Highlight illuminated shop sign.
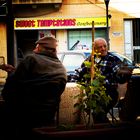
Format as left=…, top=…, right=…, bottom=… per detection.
left=14, top=17, right=110, bottom=30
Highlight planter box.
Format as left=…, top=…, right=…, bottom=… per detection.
left=32, top=122, right=140, bottom=139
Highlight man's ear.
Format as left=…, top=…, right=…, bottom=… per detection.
left=33, top=44, right=40, bottom=53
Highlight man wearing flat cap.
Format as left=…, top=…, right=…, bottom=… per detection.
left=34, top=36, right=58, bottom=52
left=1, top=36, right=67, bottom=139
left=35, top=36, right=57, bottom=48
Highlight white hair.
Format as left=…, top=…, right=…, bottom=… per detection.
left=94, top=37, right=107, bottom=47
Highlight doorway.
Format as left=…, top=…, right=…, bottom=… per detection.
left=16, top=30, right=38, bottom=57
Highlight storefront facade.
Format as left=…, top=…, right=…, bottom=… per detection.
left=14, top=16, right=108, bottom=53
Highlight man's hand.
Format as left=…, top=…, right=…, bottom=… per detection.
left=0, top=64, right=15, bottom=72
left=116, top=66, right=132, bottom=84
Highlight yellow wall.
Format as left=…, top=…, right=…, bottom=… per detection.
left=0, top=23, right=7, bottom=84
left=109, top=8, right=133, bottom=53
left=56, top=30, right=68, bottom=51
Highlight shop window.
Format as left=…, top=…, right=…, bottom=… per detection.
left=68, top=29, right=106, bottom=50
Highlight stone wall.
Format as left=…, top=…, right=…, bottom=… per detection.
left=59, top=83, right=80, bottom=124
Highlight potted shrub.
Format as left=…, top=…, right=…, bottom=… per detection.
left=73, top=51, right=112, bottom=128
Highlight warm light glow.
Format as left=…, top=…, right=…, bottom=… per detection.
left=100, top=0, right=140, bottom=17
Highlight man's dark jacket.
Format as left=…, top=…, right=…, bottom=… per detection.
left=1, top=51, right=67, bottom=130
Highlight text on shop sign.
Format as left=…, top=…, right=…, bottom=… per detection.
left=14, top=17, right=110, bottom=29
